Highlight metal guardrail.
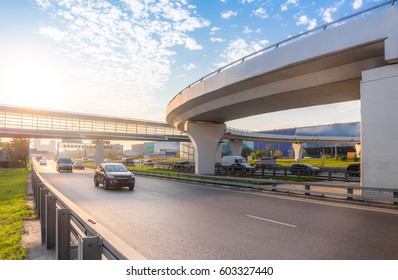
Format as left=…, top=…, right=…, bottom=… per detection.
left=134, top=170, right=398, bottom=206
left=169, top=0, right=398, bottom=105
left=31, top=165, right=146, bottom=260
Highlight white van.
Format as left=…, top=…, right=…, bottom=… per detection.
left=221, top=156, right=255, bottom=171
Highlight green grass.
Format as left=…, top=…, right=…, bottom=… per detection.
left=277, top=158, right=359, bottom=168
left=0, top=168, right=34, bottom=260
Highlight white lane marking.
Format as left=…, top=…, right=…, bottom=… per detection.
left=151, top=191, right=167, bottom=197
left=246, top=215, right=297, bottom=228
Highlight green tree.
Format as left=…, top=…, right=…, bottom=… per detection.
left=273, top=149, right=283, bottom=158
left=241, top=146, right=252, bottom=157
left=9, top=138, right=29, bottom=165
left=255, top=150, right=265, bottom=158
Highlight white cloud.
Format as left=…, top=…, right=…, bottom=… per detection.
left=320, top=1, right=345, bottom=23
left=221, top=10, right=237, bottom=19
left=281, top=0, right=299, bottom=12
left=296, top=15, right=317, bottom=30
left=38, top=26, right=66, bottom=41
left=243, top=26, right=252, bottom=34
left=352, top=0, right=363, bottom=10
left=183, top=63, right=196, bottom=70
left=210, top=37, right=225, bottom=43
left=33, top=0, right=210, bottom=117
left=252, top=7, right=269, bottom=19
left=184, top=37, right=203, bottom=50
left=215, top=38, right=268, bottom=67
left=210, top=26, right=221, bottom=35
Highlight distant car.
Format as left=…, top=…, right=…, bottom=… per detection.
left=289, top=163, right=320, bottom=175
left=94, top=163, right=135, bottom=190
left=173, top=161, right=195, bottom=171
left=347, top=163, right=361, bottom=176
left=73, top=161, right=85, bottom=170
left=56, top=156, right=73, bottom=173
left=39, top=159, right=47, bottom=166
left=121, top=158, right=139, bottom=166
left=143, top=160, right=154, bottom=167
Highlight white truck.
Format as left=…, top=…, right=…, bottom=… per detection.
left=221, top=156, right=255, bottom=172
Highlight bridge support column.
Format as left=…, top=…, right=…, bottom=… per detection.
left=292, top=142, right=303, bottom=162
left=185, top=122, right=226, bottom=174
left=361, top=64, right=398, bottom=201
left=93, top=141, right=105, bottom=165
left=229, top=140, right=243, bottom=156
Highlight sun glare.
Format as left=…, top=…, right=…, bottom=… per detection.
left=1, top=47, right=67, bottom=110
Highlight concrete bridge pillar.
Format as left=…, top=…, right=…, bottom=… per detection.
left=184, top=122, right=226, bottom=174
left=292, top=142, right=303, bottom=162
left=361, top=64, right=398, bottom=201
left=229, top=140, right=243, bottom=156
left=93, top=141, right=105, bottom=165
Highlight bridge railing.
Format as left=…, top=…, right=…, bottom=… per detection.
left=31, top=165, right=145, bottom=260
left=0, top=104, right=181, bottom=137
left=169, top=0, right=397, bottom=105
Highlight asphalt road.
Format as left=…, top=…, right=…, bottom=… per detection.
left=36, top=161, right=398, bottom=260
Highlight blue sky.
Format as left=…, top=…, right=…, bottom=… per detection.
left=0, top=0, right=386, bottom=131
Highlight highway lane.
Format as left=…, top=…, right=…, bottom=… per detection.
left=35, top=161, right=398, bottom=260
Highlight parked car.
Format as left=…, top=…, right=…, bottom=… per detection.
left=143, top=160, right=154, bottom=167
left=173, top=161, right=194, bottom=171
left=346, top=163, right=361, bottom=176
left=39, top=159, right=47, bottom=166
left=94, top=163, right=135, bottom=190
left=121, top=158, right=137, bottom=166
left=56, top=156, right=73, bottom=173
left=73, top=161, right=85, bottom=170
left=289, top=163, right=320, bottom=175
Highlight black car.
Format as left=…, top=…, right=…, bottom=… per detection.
left=347, top=163, right=361, bottom=176
left=94, top=163, right=135, bottom=190
left=289, top=163, right=320, bottom=175
left=73, top=161, right=85, bottom=170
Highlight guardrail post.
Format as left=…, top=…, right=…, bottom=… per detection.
left=305, top=185, right=310, bottom=196
left=56, top=208, right=71, bottom=260
left=35, top=181, right=42, bottom=215
left=328, top=171, right=332, bottom=181
left=78, top=236, right=103, bottom=260
left=31, top=177, right=37, bottom=209
left=344, top=171, right=348, bottom=182
left=347, top=188, right=353, bottom=200
left=393, top=192, right=398, bottom=205
left=46, top=194, right=56, bottom=249
left=40, top=188, right=49, bottom=244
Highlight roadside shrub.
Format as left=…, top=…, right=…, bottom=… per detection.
left=353, top=156, right=360, bottom=162
left=339, top=156, right=347, bottom=161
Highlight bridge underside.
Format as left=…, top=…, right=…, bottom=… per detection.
left=168, top=40, right=386, bottom=131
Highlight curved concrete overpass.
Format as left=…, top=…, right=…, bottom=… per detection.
left=166, top=4, right=398, bottom=201
left=167, top=6, right=398, bottom=131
